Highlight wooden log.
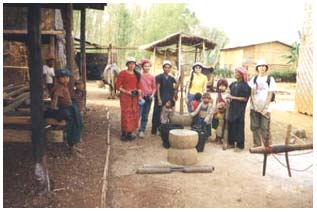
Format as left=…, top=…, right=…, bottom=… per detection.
left=3, top=116, right=66, bottom=126
left=3, top=85, right=29, bottom=99
left=3, top=83, right=26, bottom=92
left=3, top=92, right=30, bottom=113
left=249, top=143, right=313, bottom=154
left=3, top=129, right=63, bottom=143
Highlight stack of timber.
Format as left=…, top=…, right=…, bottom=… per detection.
left=3, top=83, right=66, bottom=143
left=3, top=83, right=30, bottom=113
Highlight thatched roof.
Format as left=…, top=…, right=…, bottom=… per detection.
left=139, top=32, right=217, bottom=51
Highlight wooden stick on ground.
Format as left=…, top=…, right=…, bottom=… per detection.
left=101, top=107, right=111, bottom=207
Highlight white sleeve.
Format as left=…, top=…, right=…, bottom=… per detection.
left=248, top=76, right=256, bottom=89
left=51, top=69, right=55, bottom=77
left=43, top=66, right=47, bottom=75
left=268, top=76, right=276, bottom=92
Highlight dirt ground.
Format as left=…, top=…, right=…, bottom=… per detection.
left=3, top=81, right=313, bottom=208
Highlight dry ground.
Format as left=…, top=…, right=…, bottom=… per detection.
left=3, top=81, right=313, bottom=208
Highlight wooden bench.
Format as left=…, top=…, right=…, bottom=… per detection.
left=3, top=116, right=66, bottom=143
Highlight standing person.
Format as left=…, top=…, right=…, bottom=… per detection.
left=43, top=56, right=55, bottom=96
left=138, top=58, right=156, bottom=138
left=151, top=60, right=177, bottom=135
left=116, top=57, right=141, bottom=141
left=213, top=79, right=229, bottom=143
left=249, top=59, right=276, bottom=147
left=226, top=67, right=251, bottom=152
left=186, top=62, right=208, bottom=112
left=72, top=80, right=86, bottom=117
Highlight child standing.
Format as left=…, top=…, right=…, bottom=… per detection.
left=72, top=80, right=86, bottom=117
left=226, top=67, right=251, bottom=152
left=213, top=79, right=228, bottom=143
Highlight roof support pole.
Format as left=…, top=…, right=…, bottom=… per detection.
left=177, top=35, right=184, bottom=114
left=27, top=4, right=50, bottom=194
left=152, top=47, right=156, bottom=74
left=65, top=3, right=75, bottom=90
left=80, top=7, right=87, bottom=107
left=202, top=41, right=206, bottom=64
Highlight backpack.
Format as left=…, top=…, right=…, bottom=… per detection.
left=253, top=75, right=275, bottom=102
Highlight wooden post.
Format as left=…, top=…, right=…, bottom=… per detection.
left=49, top=35, right=55, bottom=59
left=262, top=154, right=268, bottom=176
left=65, top=3, right=75, bottom=90
left=285, top=124, right=292, bottom=177
left=152, top=47, right=156, bottom=74
left=178, top=34, right=184, bottom=114
left=27, top=4, right=49, bottom=193
left=80, top=7, right=87, bottom=108
left=107, top=43, right=113, bottom=64
left=202, top=41, right=206, bottom=64
left=80, top=8, right=86, bottom=87
left=194, top=47, right=198, bottom=63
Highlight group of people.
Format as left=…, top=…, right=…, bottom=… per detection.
left=116, top=56, right=276, bottom=152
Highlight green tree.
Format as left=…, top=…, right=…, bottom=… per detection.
left=282, top=42, right=300, bottom=70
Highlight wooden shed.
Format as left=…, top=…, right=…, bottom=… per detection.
left=294, top=3, right=313, bottom=116
left=140, top=32, right=216, bottom=113
left=3, top=3, right=107, bottom=194
left=219, top=40, right=292, bottom=75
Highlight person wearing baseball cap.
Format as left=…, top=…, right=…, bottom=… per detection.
left=249, top=59, right=276, bottom=147
left=49, top=68, right=83, bottom=152
left=151, top=60, right=176, bottom=135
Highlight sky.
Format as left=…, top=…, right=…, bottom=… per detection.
left=187, top=0, right=306, bottom=47
left=123, top=0, right=308, bottom=47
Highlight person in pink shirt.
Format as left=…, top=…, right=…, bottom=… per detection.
left=138, top=58, right=156, bottom=138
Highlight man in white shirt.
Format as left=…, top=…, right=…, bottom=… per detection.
left=249, top=59, right=276, bottom=147
left=43, top=57, right=55, bottom=95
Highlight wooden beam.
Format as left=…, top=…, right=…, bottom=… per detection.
left=249, top=143, right=313, bottom=154
left=3, top=116, right=66, bottom=126
left=27, top=4, right=46, bottom=163
left=4, top=29, right=65, bottom=35
left=3, top=129, right=64, bottom=143
left=3, top=66, right=29, bottom=69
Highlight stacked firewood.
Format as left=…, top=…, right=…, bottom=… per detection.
left=3, top=83, right=30, bottom=113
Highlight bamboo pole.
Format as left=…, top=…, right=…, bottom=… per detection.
left=178, top=34, right=184, bottom=114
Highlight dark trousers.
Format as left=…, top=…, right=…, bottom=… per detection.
left=151, top=101, right=161, bottom=134
left=228, top=115, right=245, bottom=149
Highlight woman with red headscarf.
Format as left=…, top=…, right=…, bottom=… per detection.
left=225, top=67, right=251, bottom=151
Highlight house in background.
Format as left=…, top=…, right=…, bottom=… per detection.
left=219, top=40, right=292, bottom=75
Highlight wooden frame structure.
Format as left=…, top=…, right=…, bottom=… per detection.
left=140, top=32, right=217, bottom=114
left=3, top=3, right=107, bottom=193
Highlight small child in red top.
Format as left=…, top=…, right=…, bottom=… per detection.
left=191, top=92, right=202, bottom=112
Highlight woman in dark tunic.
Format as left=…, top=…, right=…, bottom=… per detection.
left=226, top=67, right=251, bottom=151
